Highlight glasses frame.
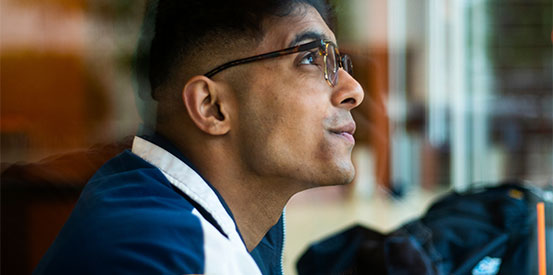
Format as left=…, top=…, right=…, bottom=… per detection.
left=203, top=39, right=352, bottom=87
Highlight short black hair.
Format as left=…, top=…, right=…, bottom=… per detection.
left=141, top=0, right=331, bottom=100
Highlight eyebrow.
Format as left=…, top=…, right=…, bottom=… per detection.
left=288, top=31, right=331, bottom=47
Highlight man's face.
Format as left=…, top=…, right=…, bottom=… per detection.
left=230, top=4, right=364, bottom=189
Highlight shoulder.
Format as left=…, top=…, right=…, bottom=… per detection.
left=35, top=151, right=207, bottom=274
left=36, top=210, right=207, bottom=274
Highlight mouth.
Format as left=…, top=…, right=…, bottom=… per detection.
left=329, top=122, right=356, bottom=144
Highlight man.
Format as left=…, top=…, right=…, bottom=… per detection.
left=35, top=0, right=363, bottom=274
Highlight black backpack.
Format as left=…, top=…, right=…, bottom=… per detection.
left=297, top=182, right=552, bottom=275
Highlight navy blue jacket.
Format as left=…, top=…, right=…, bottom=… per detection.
left=35, top=136, right=284, bottom=274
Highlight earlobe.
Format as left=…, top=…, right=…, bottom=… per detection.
left=182, top=76, right=231, bottom=135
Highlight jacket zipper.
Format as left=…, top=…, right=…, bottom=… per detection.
left=280, top=208, right=286, bottom=275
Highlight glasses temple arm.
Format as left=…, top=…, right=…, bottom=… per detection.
left=204, top=40, right=323, bottom=78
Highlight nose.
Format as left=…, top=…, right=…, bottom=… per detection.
left=331, top=68, right=364, bottom=110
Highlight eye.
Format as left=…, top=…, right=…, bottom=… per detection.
left=298, top=50, right=320, bottom=66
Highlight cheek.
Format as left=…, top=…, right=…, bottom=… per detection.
left=243, top=64, right=334, bottom=156
left=270, top=83, right=331, bottom=146
left=272, top=94, right=327, bottom=140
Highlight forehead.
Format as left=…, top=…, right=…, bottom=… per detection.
left=259, top=4, right=336, bottom=51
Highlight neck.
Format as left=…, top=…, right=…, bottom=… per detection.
left=170, top=135, right=300, bottom=251
left=201, top=162, right=298, bottom=251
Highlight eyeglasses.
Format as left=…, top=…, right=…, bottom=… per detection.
left=204, top=39, right=353, bottom=87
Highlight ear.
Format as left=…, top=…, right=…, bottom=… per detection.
left=182, top=75, right=232, bottom=135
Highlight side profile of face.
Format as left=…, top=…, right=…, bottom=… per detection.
left=220, top=4, right=364, bottom=190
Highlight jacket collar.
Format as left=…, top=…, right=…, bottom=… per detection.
left=131, top=136, right=246, bottom=248
left=132, top=134, right=285, bottom=274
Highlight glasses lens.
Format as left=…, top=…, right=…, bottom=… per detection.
left=326, top=43, right=338, bottom=86
left=342, top=54, right=353, bottom=75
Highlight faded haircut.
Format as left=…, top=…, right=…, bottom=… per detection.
left=140, top=0, right=331, bottom=100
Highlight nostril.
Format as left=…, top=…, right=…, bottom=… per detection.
left=341, top=98, right=356, bottom=105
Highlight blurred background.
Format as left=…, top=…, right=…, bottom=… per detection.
left=1, top=0, right=551, bottom=274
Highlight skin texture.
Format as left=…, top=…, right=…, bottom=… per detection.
left=157, top=4, right=364, bottom=251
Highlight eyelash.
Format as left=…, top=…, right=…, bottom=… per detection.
left=298, top=51, right=320, bottom=66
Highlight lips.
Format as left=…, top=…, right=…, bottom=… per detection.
left=329, top=122, right=356, bottom=144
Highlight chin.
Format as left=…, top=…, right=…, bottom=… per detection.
left=318, top=161, right=356, bottom=186
left=337, top=167, right=356, bottom=185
